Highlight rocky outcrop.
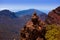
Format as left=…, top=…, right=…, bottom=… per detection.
left=20, top=12, right=46, bottom=40
left=46, top=6, right=60, bottom=25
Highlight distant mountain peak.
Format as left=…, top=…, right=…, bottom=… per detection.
left=27, top=9, right=36, bottom=10
left=0, top=9, right=11, bottom=13
left=16, top=9, right=46, bottom=16
left=0, top=9, right=17, bottom=18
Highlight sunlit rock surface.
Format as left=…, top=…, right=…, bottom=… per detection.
left=20, top=12, right=46, bottom=40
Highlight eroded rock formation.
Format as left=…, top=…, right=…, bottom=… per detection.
left=20, top=12, right=46, bottom=40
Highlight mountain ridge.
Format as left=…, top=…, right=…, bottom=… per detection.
left=15, top=9, right=47, bottom=16
left=0, top=9, right=47, bottom=40
left=45, top=6, right=60, bottom=25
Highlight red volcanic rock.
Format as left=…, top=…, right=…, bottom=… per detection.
left=20, top=12, right=46, bottom=40
left=46, top=6, right=60, bottom=25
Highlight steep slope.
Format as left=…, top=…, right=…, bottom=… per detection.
left=45, top=6, right=60, bottom=25
left=20, top=13, right=46, bottom=40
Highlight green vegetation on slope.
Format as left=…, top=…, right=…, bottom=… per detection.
left=45, top=24, right=60, bottom=40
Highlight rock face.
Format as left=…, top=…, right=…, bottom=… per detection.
left=20, top=12, right=46, bottom=40
left=46, top=6, right=60, bottom=25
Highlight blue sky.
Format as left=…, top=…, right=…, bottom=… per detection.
left=0, top=0, right=60, bottom=13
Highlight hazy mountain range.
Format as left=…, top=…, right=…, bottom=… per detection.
left=0, top=9, right=47, bottom=40
left=0, top=6, right=60, bottom=40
